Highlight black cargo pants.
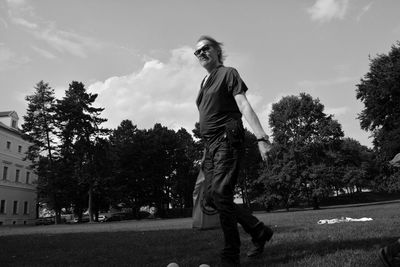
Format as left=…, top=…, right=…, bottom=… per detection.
left=203, top=120, right=263, bottom=261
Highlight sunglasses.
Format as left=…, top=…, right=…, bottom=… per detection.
left=194, top=45, right=211, bottom=57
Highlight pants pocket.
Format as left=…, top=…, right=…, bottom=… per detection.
left=224, top=120, right=244, bottom=146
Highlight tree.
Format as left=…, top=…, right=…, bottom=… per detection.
left=22, top=81, right=57, bottom=163
left=237, top=129, right=262, bottom=208
left=22, top=81, right=64, bottom=222
left=258, top=93, right=344, bottom=210
left=146, top=123, right=179, bottom=217
left=55, top=81, right=107, bottom=222
left=109, top=120, right=150, bottom=217
left=169, top=128, right=198, bottom=210
left=356, top=41, right=400, bottom=160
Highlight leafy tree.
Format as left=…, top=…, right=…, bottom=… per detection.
left=87, top=137, right=114, bottom=220
left=335, top=138, right=375, bottom=192
left=259, top=93, right=344, bottom=210
left=237, top=129, right=262, bottom=208
left=356, top=41, right=400, bottom=160
left=109, top=120, right=150, bottom=217
left=146, top=123, right=179, bottom=217
left=169, top=128, right=198, bottom=210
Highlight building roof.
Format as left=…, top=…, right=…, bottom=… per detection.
left=0, top=120, right=23, bottom=138
left=0, top=111, right=14, bottom=117
left=0, top=110, right=19, bottom=119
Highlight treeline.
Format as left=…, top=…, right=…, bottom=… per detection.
left=21, top=42, right=400, bottom=222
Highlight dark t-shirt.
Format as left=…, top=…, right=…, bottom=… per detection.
left=196, top=66, right=248, bottom=142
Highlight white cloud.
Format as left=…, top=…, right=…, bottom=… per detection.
left=88, top=46, right=204, bottom=132
left=393, top=24, right=400, bottom=35
left=31, top=45, right=56, bottom=59
left=0, top=46, right=14, bottom=66
left=297, top=76, right=356, bottom=89
left=6, top=0, right=27, bottom=6
left=31, top=27, right=102, bottom=58
left=325, top=106, right=349, bottom=117
left=307, top=0, right=349, bottom=22
left=5, top=0, right=103, bottom=58
left=9, top=16, right=37, bottom=29
left=356, top=2, right=373, bottom=22
left=0, top=17, right=8, bottom=28
left=0, top=46, right=30, bottom=71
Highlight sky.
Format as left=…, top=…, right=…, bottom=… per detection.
left=1, top=0, right=399, bottom=148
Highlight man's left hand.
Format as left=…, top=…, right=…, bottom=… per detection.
left=258, top=141, right=271, bottom=163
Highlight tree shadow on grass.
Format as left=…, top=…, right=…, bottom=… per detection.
left=268, top=199, right=400, bottom=214
left=319, top=200, right=400, bottom=211
left=241, top=236, right=398, bottom=267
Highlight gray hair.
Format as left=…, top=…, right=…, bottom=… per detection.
left=197, top=35, right=226, bottom=63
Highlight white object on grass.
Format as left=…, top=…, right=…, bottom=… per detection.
left=389, top=153, right=400, bottom=167
left=167, top=263, right=179, bottom=267
left=199, top=265, right=211, bottom=267
left=317, top=217, right=373, bottom=224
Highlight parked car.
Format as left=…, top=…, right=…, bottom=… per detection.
left=98, top=214, right=108, bottom=222
left=72, top=214, right=90, bottom=223
left=35, top=217, right=55, bottom=225
left=61, top=214, right=75, bottom=224
left=103, top=212, right=127, bottom=222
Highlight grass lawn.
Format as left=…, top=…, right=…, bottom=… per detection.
left=1, top=201, right=399, bottom=267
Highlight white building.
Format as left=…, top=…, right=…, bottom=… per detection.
left=0, top=111, right=37, bottom=225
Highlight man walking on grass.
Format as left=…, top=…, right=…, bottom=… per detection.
left=379, top=152, right=400, bottom=267
left=194, top=35, right=273, bottom=267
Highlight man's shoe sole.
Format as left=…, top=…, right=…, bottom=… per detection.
left=247, top=226, right=273, bottom=257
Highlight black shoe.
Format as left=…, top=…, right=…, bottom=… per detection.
left=247, top=225, right=273, bottom=257
left=379, top=242, right=400, bottom=267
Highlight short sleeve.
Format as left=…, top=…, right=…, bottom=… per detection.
left=227, top=68, right=248, bottom=96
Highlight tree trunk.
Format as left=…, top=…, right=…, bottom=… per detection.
left=313, top=196, right=320, bottom=210
left=88, top=185, right=94, bottom=222
left=55, top=209, right=62, bottom=224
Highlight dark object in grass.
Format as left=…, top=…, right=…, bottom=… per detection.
left=247, top=224, right=274, bottom=257
left=378, top=240, right=400, bottom=267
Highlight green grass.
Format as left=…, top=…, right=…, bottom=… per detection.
left=1, top=201, right=399, bottom=267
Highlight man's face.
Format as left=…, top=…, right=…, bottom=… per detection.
left=195, top=40, right=220, bottom=70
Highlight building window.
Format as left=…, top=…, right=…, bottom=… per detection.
left=18, top=145, right=22, bottom=153
left=23, top=201, right=29, bottom=215
left=6, top=141, right=11, bottom=150
left=26, top=172, right=30, bottom=184
left=13, top=201, right=18, bottom=215
left=12, top=120, right=17, bottom=128
left=16, top=169, right=20, bottom=182
left=0, top=200, right=5, bottom=214
left=2, top=166, right=8, bottom=180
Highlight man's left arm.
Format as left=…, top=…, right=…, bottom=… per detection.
left=234, top=93, right=271, bottom=161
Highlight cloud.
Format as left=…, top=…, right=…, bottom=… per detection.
left=307, top=0, right=349, bottom=22
left=31, top=27, right=102, bottom=58
left=297, top=76, right=356, bottom=89
left=325, top=106, right=349, bottom=117
left=5, top=0, right=103, bottom=58
left=31, top=45, right=56, bottom=59
left=6, top=0, right=27, bottom=6
left=88, top=46, right=204, bottom=132
left=9, top=16, right=37, bottom=29
left=0, top=45, right=30, bottom=71
left=356, top=2, right=373, bottom=22
left=393, top=24, right=400, bottom=35
left=0, top=17, right=8, bottom=28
